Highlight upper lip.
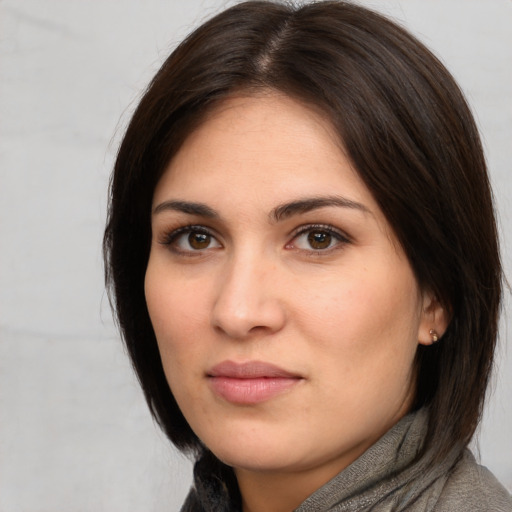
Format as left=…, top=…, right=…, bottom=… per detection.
left=207, top=360, right=301, bottom=379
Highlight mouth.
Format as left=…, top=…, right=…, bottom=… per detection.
left=207, top=360, right=303, bottom=405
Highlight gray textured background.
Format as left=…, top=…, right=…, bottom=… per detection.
left=1, top=1, right=510, bottom=510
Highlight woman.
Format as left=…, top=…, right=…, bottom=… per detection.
left=103, top=1, right=512, bottom=510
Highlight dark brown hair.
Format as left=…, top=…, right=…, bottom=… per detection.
left=104, top=0, right=502, bottom=466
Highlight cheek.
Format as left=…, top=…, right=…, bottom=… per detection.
left=296, top=271, right=411, bottom=340
left=146, top=256, right=208, bottom=332
left=145, top=283, right=207, bottom=415
left=295, top=263, right=422, bottom=377
left=144, top=263, right=206, bottom=375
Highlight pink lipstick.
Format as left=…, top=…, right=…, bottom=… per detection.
left=207, top=361, right=302, bottom=405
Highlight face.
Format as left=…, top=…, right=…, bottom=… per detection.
left=145, top=93, right=436, bottom=487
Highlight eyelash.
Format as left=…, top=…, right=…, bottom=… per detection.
left=287, top=224, right=352, bottom=254
left=159, top=225, right=220, bottom=256
left=158, top=223, right=351, bottom=255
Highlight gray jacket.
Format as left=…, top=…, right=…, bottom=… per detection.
left=182, top=409, right=512, bottom=511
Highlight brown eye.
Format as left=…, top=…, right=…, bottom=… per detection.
left=162, top=226, right=221, bottom=254
left=188, top=232, right=212, bottom=250
left=288, top=225, right=349, bottom=253
left=307, top=231, right=332, bottom=250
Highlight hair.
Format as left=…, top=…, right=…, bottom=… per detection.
left=104, top=0, right=502, bottom=469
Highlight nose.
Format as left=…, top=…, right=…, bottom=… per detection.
left=211, top=253, right=286, bottom=339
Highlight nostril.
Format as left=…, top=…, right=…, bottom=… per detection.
left=211, top=295, right=286, bottom=339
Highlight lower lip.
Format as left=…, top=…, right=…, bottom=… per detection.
left=208, top=376, right=301, bottom=404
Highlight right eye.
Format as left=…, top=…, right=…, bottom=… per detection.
left=160, top=226, right=222, bottom=254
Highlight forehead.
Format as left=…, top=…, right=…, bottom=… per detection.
left=153, top=93, right=370, bottom=206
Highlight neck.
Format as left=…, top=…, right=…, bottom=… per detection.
left=234, top=454, right=359, bottom=512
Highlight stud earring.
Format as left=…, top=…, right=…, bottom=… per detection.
left=429, top=329, right=439, bottom=343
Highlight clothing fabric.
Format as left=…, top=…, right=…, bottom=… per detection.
left=181, top=409, right=512, bottom=511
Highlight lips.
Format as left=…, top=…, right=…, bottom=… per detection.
left=207, top=360, right=303, bottom=404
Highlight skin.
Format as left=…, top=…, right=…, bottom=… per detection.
left=145, top=93, right=447, bottom=512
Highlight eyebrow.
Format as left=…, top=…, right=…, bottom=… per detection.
left=153, top=200, right=219, bottom=218
left=270, top=195, right=371, bottom=222
left=152, top=195, right=370, bottom=221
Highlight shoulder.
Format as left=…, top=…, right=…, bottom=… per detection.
left=434, top=449, right=512, bottom=511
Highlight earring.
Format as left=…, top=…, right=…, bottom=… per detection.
left=429, top=329, right=439, bottom=343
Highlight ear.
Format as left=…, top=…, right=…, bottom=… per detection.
left=418, top=292, right=450, bottom=346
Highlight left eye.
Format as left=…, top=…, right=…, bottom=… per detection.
left=290, top=226, right=348, bottom=251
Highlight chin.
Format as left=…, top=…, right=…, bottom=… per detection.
left=217, top=451, right=300, bottom=474
left=203, top=433, right=298, bottom=472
